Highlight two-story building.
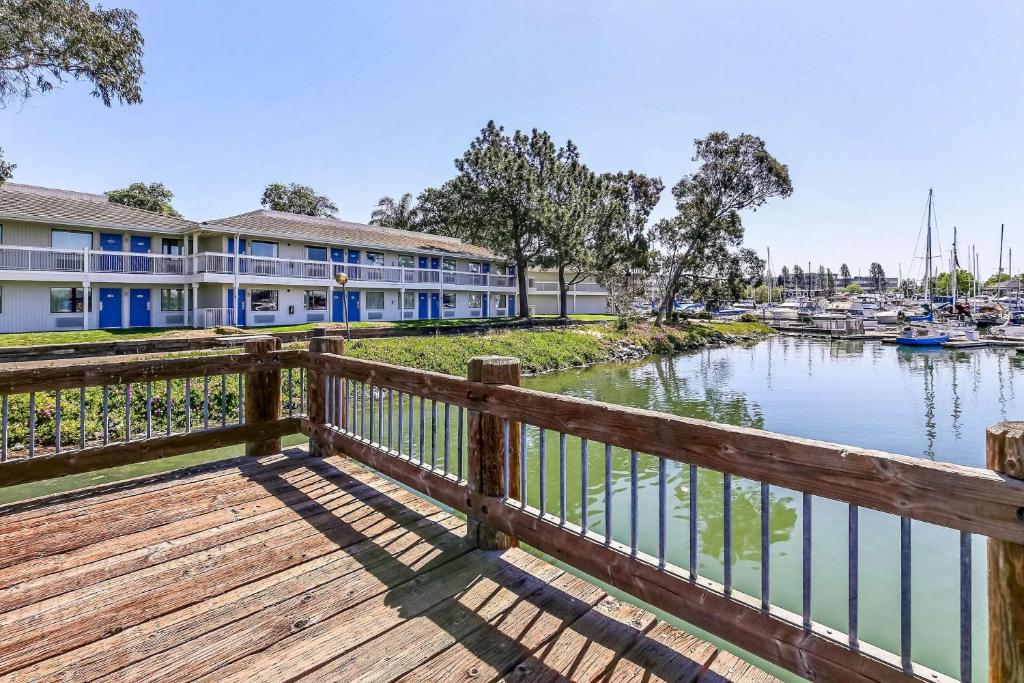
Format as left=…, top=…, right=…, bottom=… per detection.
left=0, top=183, right=525, bottom=333
left=526, top=270, right=610, bottom=315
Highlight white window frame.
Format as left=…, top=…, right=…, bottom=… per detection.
left=442, top=292, right=457, bottom=309
left=250, top=289, right=279, bottom=311
left=304, top=289, right=327, bottom=310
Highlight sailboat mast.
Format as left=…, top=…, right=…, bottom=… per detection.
left=951, top=226, right=957, bottom=308
left=999, top=223, right=1005, bottom=281
left=924, top=189, right=933, bottom=304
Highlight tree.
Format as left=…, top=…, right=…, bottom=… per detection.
left=419, top=121, right=558, bottom=318
left=792, top=264, right=804, bottom=290
left=652, top=132, right=792, bottom=323
left=900, top=278, right=917, bottom=297
left=261, top=183, right=337, bottom=217
left=414, top=181, right=474, bottom=238
left=0, top=0, right=144, bottom=186
left=985, top=272, right=1011, bottom=286
left=105, top=182, right=181, bottom=217
left=817, top=265, right=826, bottom=293
left=780, top=265, right=789, bottom=288
left=869, top=262, right=886, bottom=292
left=839, top=263, right=851, bottom=286
left=932, top=269, right=975, bottom=296
left=843, top=283, right=864, bottom=294
left=368, top=193, right=419, bottom=230
left=826, top=268, right=836, bottom=296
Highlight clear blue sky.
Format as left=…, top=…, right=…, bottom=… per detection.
left=2, top=1, right=1022, bottom=279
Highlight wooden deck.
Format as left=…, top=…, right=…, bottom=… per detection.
left=0, top=447, right=776, bottom=683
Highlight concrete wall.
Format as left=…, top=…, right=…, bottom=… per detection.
left=0, top=219, right=182, bottom=252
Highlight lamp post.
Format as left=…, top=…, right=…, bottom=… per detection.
left=334, top=271, right=351, bottom=340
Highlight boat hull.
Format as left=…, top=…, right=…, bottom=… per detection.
left=896, top=335, right=949, bottom=346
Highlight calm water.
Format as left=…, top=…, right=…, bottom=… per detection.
left=522, top=336, right=1019, bottom=681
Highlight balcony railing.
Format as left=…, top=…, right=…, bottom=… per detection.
left=530, top=280, right=607, bottom=293
left=0, top=245, right=189, bottom=275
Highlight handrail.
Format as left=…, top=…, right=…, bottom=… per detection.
left=298, top=348, right=1018, bottom=683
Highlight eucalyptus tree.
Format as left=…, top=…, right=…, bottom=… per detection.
left=839, top=263, right=851, bottom=286
left=780, top=265, right=790, bottom=288
left=0, top=0, right=145, bottom=185
left=369, top=193, right=419, bottom=230
left=106, top=182, right=181, bottom=217
left=652, top=132, right=792, bottom=323
left=869, top=262, right=886, bottom=292
left=261, top=182, right=337, bottom=217
left=792, top=264, right=804, bottom=291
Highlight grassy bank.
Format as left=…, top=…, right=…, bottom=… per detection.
left=343, top=320, right=773, bottom=375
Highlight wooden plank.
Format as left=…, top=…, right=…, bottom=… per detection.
left=501, top=595, right=657, bottom=683
left=0, top=349, right=301, bottom=394
left=393, top=569, right=606, bottom=683
left=0, top=470, right=450, bottom=674
left=303, top=351, right=1024, bottom=545
left=10, top=509, right=464, bottom=683
left=201, top=550, right=555, bottom=683
left=0, top=475, right=403, bottom=612
left=0, top=417, right=301, bottom=488
left=606, top=621, right=721, bottom=682
left=702, top=651, right=779, bottom=682
left=297, top=551, right=564, bottom=683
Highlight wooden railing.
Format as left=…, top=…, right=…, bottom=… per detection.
left=298, top=343, right=1024, bottom=683
left=0, top=339, right=304, bottom=487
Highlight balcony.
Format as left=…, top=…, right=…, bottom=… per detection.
left=0, top=245, right=190, bottom=277
left=529, top=280, right=607, bottom=294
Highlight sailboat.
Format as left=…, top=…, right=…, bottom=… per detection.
left=897, top=189, right=950, bottom=346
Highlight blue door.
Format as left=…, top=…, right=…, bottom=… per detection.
left=332, top=291, right=344, bottom=322
left=430, top=257, right=440, bottom=270
left=418, top=292, right=428, bottom=319
left=347, top=291, right=361, bottom=322
left=482, top=293, right=489, bottom=317
left=227, top=288, right=247, bottom=327
left=98, top=233, right=121, bottom=271
left=129, top=288, right=151, bottom=327
left=418, top=256, right=427, bottom=269
left=347, top=250, right=360, bottom=264
left=482, top=262, right=491, bottom=273
left=331, top=248, right=344, bottom=262
left=228, top=238, right=247, bottom=272
left=508, top=295, right=515, bottom=317
left=98, top=288, right=122, bottom=329
left=129, top=236, right=151, bottom=274
left=430, top=293, right=440, bottom=319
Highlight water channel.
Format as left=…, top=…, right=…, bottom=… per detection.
left=521, top=336, right=1016, bottom=681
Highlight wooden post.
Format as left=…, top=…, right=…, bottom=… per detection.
left=307, top=335, right=345, bottom=456
left=987, top=421, right=1024, bottom=682
left=467, top=356, right=521, bottom=550
left=244, top=337, right=282, bottom=457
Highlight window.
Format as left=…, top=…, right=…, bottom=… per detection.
left=366, top=251, right=384, bottom=265
left=250, top=289, right=278, bottom=311
left=443, top=292, right=457, bottom=309
left=398, top=254, right=415, bottom=268
left=161, top=288, right=185, bottom=311
left=365, top=292, right=385, bottom=310
left=51, top=229, right=92, bottom=251
left=402, top=291, right=416, bottom=310
left=468, top=292, right=482, bottom=309
left=304, top=290, right=327, bottom=310
left=305, top=246, right=328, bottom=262
left=50, top=287, right=86, bottom=313
left=495, top=294, right=507, bottom=309
left=161, top=239, right=184, bottom=255
left=250, top=241, right=278, bottom=257
left=468, top=262, right=481, bottom=273
left=442, top=257, right=456, bottom=271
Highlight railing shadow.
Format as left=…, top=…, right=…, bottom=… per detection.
left=237, top=444, right=733, bottom=682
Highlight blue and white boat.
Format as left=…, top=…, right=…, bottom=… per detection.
left=895, top=326, right=949, bottom=346
left=897, top=190, right=948, bottom=347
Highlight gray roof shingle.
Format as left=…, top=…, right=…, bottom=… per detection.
left=0, top=183, right=198, bottom=232
left=206, top=209, right=497, bottom=259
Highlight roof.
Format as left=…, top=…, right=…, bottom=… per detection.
left=0, top=183, right=198, bottom=233
left=205, top=209, right=497, bottom=259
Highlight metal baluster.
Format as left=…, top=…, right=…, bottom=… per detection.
left=559, top=433, right=567, bottom=525
left=185, top=378, right=191, bottom=433
left=520, top=422, right=528, bottom=509
left=724, top=472, right=732, bottom=592
left=630, top=450, right=639, bottom=555
left=1, top=395, right=8, bottom=462
left=396, top=392, right=404, bottom=456
left=369, top=384, right=375, bottom=443
left=539, top=428, right=547, bottom=517
left=430, top=400, right=437, bottom=468
left=387, top=388, right=393, bottom=451
left=418, top=396, right=425, bottom=465
left=202, top=375, right=210, bottom=430
left=125, top=384, right=131, bottom=442
left=900, top=516, right=912, bottom=672
left=54, top=389, right=62, bottom=454
left=457, top=406, right=464, bottom=481
left=960, top=530, right=972, bottom=683
left=220, top=374, right=226, bottom=426
left=102, top=385, right=109, bottom=444
left=300, top=368, right=305, bottom=416
left=165, top=380, right=172, bottom=436
left=79, top=387, right=86, bottom=448
left=287, top=368, right=294, bottom=417
left=238, top=373, right=244, bottom=424
left=325, top=376, right=332, bottom=427
left=580, top=439, right=589, bottom=535
left=443, top=403, right=450, bottom=475
left=146, top=382, right=153, bottom=438
left=360, top=382, right=366, bottom=438
left=657, top=455, right=666, bottom=568
left=28, top=391, right=35, bottom=457
left=802, top=493, right=812, bottom=631
left=849, top=504, right=858, bottom=646
left=689, top=464, right=697, bottom=579
left=502, top=419, right=510, bottom=500
left=407, top=392, right=414, bottom=460
left=378, top=388, right=384, bottom=443
left=604, top=443, right=612, bottom=545
left=762, top=483, right=771, bottom=612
